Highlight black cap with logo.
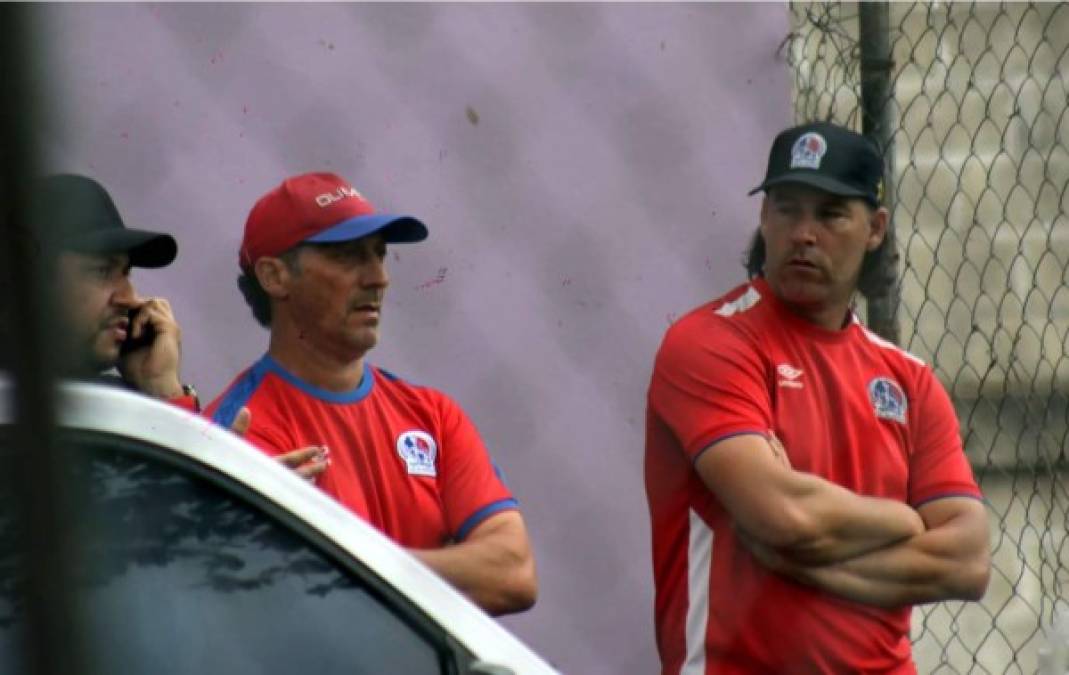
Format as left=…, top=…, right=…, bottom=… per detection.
left=32, top=174, right=177, bottom=268
left=749, top=121, right=884, bottom=207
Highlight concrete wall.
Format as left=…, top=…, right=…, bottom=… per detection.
left=37, top=4, right=793, bottom=673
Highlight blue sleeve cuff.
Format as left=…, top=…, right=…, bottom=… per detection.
left=911, top=492, right=987, bottom=509
left=454, top=498, right=520, bottom=541
left=691, top=429, right=769, bottom=463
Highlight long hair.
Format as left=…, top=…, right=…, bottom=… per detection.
left=743, top=226, right=898, bottom=301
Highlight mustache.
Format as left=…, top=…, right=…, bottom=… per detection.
left=348, top=295, right=384, bottom=310
left=786, top=251, right=822, bottom=266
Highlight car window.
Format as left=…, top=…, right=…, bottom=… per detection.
left=0, top=430, right=463, bottom=675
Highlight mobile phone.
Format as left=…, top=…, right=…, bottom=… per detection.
left=119, top=308, right=157, bottom=355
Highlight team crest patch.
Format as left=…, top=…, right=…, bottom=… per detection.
left=396, top=430, right=438, bottom=477
left=868, top=377, right=907, bottom=424
left=791, top=132, right=827, bottom=170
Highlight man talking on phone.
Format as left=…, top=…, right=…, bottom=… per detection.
left=36, top=174, right=199, bottom=410
left=36, top=174, right=327, bottom=475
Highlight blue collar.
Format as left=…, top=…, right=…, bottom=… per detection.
left=254, top=354, right=374, bottom=403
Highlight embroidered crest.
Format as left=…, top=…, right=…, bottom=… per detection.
left=868, top=377, right=907, bottom=424
left=396, top=430, right=438, bottom=477
left=790, top=132, right=827, bottom=170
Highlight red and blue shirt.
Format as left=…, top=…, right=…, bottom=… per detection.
left=207, top=355, right=517, bottom=549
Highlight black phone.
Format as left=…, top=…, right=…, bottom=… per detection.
left=119, top=308, right=157, bottom=355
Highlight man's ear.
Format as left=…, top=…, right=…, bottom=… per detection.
left=867, top=206, right=890, bottom=252
left=254, top=257, right=292, bottom=299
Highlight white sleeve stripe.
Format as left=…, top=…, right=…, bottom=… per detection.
left=714, top=284, right=763, bottom=317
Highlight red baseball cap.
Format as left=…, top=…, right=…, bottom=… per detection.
left=239, top=172, right=428, bottom=270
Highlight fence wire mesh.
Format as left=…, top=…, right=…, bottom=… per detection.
left=787, top=2, right=1069, bottom=673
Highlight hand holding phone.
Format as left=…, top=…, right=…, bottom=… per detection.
left=116, top=298, right=182, bottom=400
left=119, top=307, right=157, bottom=356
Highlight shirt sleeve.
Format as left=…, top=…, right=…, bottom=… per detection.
left=435, top=394, right=518, bottom=541
left=241, top=416, right=294, bottom=458
left=906, top=367, right=982, bottom=505
left=649, top=317, right=774, bottom=459
left=205, top=387, right=294, bottom=458
left=166, top=393, right=199, bottom=413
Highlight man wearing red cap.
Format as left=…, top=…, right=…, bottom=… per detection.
left=646, top=122, right=990, bottom=673
left=206, top=172, right=537, bottom=616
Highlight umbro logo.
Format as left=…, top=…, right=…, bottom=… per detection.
left=777, top=363, right=804, bottom=389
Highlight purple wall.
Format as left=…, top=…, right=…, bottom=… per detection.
left=40, top=4, right=792, bottom=673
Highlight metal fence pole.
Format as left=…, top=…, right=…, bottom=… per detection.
left=858, top=1, right=900, bottom=344
left=0, top=6, right=93, bottom=675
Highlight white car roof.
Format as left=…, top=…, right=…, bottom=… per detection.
left=0, top=379, right=559, bottom=675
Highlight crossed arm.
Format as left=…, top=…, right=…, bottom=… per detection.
left=695, top=433, right=991, bottom=606
left=410, top=510, right=538, bottom=616
left=743, top=496, right=990, bottom=608
left=695, top=433, right=924, bottom=564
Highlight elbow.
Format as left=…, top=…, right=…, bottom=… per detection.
left=490, top=554, right=538, bottom=615
left=510, top=561, right=539, bottom=613
left=955, top=554, right=992, bottom=602
left=506, top=551, right=539, bottom=613
left=949, top=524, right=993, bottom=602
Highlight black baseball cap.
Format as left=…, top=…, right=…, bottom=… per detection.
left=749, top=121, right=884, bottom=206
left=32, top=174, right=177, bottom=268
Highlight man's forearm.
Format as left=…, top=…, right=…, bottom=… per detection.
left=765, top=497, right=991, bottom=607
left=697, top=435, right=924, bottom=561
left=788, top=539, right=986, bottom=608
left=410, top=511, right=537, bottom=616
left=769, top=469, right=925, bottom=564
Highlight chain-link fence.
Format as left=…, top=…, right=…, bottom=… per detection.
left=787, top=2, right=1069, bottom=672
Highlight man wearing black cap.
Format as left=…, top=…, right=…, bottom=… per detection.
left=43, top=174, right=198, bottom=410
left=645, top=122, right=990, bottom=673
